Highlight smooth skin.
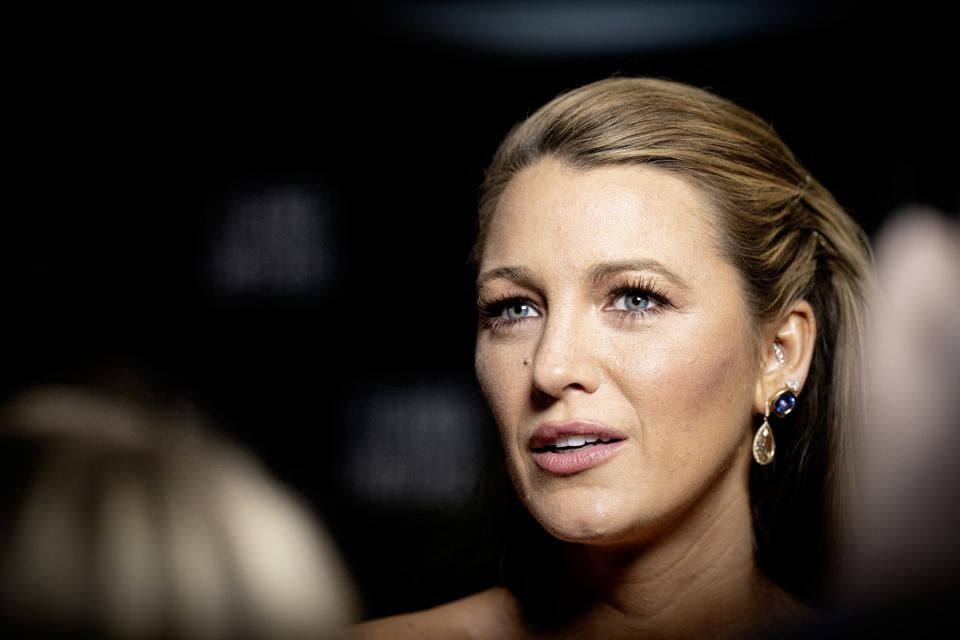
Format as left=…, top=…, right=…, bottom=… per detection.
left=354, top=158, right=815, bottom=639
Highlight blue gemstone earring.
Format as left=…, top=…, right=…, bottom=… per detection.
left=770, top=387, right=797, bottom=418
left=753, top=385, right=799, bottom=465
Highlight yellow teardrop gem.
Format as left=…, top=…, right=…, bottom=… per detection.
left=753, top=422, right=775, bottom=465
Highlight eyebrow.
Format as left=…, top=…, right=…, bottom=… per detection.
left=587, top=260, right=691, bottom=291
left=477, top=259, right=691, bottom=291
left=476, top=266, right=539, bottom=290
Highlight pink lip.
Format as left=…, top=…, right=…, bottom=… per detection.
left=529, top=420, right=628, bottom=475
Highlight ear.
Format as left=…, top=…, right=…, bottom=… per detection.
left=753, top=299, right=817, bottom=415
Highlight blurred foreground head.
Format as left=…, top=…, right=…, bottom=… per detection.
left=854, top=208, right=960, bottom=595
left=0, top=386, right=356, bottom=639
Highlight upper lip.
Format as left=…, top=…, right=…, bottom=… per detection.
left=528, top=420, right=628, bottom=450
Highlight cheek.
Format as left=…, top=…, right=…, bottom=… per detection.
left=475, top=340, right=522, bottom=428
left=613, top=328, right=756, bottom=435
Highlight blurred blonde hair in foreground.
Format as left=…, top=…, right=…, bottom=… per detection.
left=0, top=386, right=356, bottom=639
left=852, top=206, right=960, bottom=594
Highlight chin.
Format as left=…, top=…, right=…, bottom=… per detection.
left=525, top=493, right=651, bottom=547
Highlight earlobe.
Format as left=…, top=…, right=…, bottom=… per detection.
left=753, top=300, right=817, bottom=414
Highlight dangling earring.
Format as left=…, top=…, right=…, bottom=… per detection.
left=753, top=405, right=776, bottom=466
left=753, top=386, right=798, bottom=465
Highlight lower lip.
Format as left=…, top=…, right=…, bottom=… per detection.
left=531, top=440, right=627, bottom=475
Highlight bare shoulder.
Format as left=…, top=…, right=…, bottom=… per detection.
left=351, top=587, right=522, bottom=640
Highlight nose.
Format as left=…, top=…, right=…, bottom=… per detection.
left=531, top=308, right=601, bottom=398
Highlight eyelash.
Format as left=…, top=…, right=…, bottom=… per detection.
left=606, top=276, right=671, bottom=322
left=477, top=276, right=671, bottom=332
left=477, top=294, right=539, bottom=332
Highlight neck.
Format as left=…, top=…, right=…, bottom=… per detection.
left=518, top=455, right=805, bottom=639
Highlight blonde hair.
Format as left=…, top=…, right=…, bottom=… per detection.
left=477, top=77, right=872, bottom=601
left=0, top=386, right=356, bottom=639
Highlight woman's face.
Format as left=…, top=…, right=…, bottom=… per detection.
left=475, top=158, right=761, bottom=546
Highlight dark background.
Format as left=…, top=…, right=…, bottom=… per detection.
left=4, top=1, right=956, bottom=619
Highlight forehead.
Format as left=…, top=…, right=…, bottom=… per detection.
left=481, top=158, right=724, bottom=278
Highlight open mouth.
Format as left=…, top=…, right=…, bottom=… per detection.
left=532, top=434, right=623, bottom=454
left=528, top=421, right=628, bottom=474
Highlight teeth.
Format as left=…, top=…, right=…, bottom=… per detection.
left=549, top=434, right=604, bottom=449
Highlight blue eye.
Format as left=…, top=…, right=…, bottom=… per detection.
left=503, top=302, right=538, bottom=320
left=614, top=292, right=651, bottom=311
